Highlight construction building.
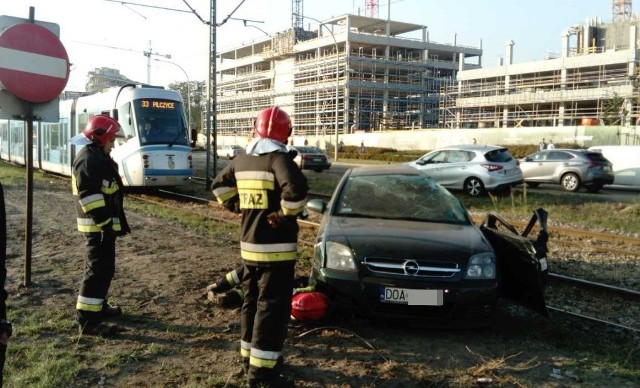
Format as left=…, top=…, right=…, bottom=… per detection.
left=216, top=13, right=482, bottom=140
left=439, top=12, right=640, bottom=145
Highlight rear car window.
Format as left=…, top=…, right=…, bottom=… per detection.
left=585, top=152, right=611, bottom=163
left=484, top=149, right=513, bottom=162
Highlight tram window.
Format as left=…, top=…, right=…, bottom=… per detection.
left=117, top=103, right=136, bottom=140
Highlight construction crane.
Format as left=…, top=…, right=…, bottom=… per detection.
left=292, top=0, right=304, bottom=29
left=612, top=0, right=632, bottom=22
left=75, top=40, right=171, bottom=84
left=365, top=0, right=379, bottom=18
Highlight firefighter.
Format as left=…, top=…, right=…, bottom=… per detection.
left=206, top=264, right=315, bottom=308
left=211, top=106, right=308, bottom=387
left=206, top=264, right=245, bottom=307
left=70, top=114, right=131, bottom=336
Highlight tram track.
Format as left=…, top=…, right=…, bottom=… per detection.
left=132, top=189, right=640, bottom=333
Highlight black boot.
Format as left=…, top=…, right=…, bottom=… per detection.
left=78, top=322, right=119, bottom=337
left=102, top=303, right=123, bottom=318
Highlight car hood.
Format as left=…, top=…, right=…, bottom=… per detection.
left=325, top=217, right=492, bottom=261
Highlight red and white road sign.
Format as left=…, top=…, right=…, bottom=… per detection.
left=0, top=22, right=69, bottom=103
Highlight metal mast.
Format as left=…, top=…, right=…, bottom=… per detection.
left=143, top=40, right=171, bottom=84
left=612, top=0, right=632, bottom=22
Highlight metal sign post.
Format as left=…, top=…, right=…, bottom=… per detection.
left=0, top=7, right=69, bottom=286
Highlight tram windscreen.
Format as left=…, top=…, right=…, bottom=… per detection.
left=134, top=99, right=189, bottom=146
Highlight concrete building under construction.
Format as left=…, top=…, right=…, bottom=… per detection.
left=439, top=15, right=640, bottom=146
left=216, top=13, right=482, bottom=139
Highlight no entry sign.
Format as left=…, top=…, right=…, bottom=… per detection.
left=0, top=22, right=69, bottom=103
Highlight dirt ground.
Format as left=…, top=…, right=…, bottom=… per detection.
left=2, top=175, right=638, bottom=387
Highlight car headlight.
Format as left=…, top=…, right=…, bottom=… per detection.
left=464, top=252, right=496, bottom=279
left=325, top=242, right=357, bottom=271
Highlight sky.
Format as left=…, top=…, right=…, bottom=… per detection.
left=1, top=0, right=616, bottom=92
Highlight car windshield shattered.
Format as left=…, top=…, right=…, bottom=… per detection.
left=334, top=173, right=469, bottom=223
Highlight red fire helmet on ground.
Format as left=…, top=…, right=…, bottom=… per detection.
left=291, top=292, right=329, bottom=321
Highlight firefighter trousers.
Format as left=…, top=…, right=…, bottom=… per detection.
left=240, top=261, right=295, bottom=386
left=76, top=232, right=116, bottom=325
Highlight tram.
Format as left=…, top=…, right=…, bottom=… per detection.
left=0, top=84, right=193, bottom=187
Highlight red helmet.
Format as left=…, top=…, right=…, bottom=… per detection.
left=82, top=114, right=122, bottom=146
left=291, top=292, right=328, bottom=322
left=254, top=106, right=291, bottom=143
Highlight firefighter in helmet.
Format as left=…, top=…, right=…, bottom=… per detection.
left=211, top=106, right=308, bottom=387
left=70, top=114, right=131, bottom=336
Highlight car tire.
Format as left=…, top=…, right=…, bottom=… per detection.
left=561, top=173, right=581, bottom=192
left=525, top=182, right=540, bottom=188
left=464, top=177, right=485, bottom=196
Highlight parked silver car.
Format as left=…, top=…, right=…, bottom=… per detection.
left=406, top=145, right=523, bottom=196
left=519, top=148, right=614, bottom=192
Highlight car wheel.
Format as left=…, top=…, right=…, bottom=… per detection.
left=526, top=182, right=540, bottom=188
left=561, top=173, right=581, bottom=192
left=464, top=177, right=485, bottom=196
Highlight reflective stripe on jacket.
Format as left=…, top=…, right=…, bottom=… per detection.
left=72, top=144, right=130, bottom=235
left=211, top=151, right=308, bottom=266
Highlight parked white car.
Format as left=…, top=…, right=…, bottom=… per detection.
left=216, top=145, right=244, bottom=159
left=407, top=145, right=523, bottom=196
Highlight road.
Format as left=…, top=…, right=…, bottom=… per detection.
left=192, top=152, right=639, bottom=202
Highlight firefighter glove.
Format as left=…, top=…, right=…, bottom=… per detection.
left=267, top=211, right=286, bottom=228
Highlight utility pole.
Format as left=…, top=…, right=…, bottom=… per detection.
left=206, top=0, right=217, bottom=189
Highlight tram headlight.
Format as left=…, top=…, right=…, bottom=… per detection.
left=142, top=154, right=149, bottom=168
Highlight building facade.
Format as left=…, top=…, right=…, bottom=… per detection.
left=216, top=14, right=481, bottom=140
left=440, top=17, right=640, bottom=145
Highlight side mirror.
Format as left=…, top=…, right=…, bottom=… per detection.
left=415, top=159, right=427, bottom=166
left=306, top=198, right=327, bottom=214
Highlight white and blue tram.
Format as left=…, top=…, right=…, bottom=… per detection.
left=0, top=84, right=193, bottom=187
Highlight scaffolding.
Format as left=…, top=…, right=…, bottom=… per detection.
left=214, top=14, right=481, bottom=138
left=440, top=18, right=640, bottom=130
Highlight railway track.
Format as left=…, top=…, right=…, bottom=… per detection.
left=131, top=189, right=640, bottom=334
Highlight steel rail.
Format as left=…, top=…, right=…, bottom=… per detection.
left=546, top=305, right=640, bottom=334
left=548, top=273, right=640, bottom=300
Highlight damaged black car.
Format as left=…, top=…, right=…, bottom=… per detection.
left=306, top=164, right=549, bottom=327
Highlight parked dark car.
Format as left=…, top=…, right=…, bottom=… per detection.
left=519, top=149, right=614, bottom=192
left=306, top=164, right=548, bottom=327
left=407, top=145, right=523, bottom=196
left=292, top=146, right=332, bottom=172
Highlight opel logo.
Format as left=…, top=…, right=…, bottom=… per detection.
left=403, top=260, right=420, bottom=275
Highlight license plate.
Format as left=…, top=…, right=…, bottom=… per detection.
left=379, top=287, right=443, bottom=306
left=166, top=176, right=176, bottom=182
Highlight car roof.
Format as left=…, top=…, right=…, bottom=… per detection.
left=436, top=144, right=506, bottom=152
left=348, top=164, right=423, bottom=177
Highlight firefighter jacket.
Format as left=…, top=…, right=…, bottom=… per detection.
left=212, top=148, right=308, bottom=266
left=72, top=144, right=131, bottom=236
